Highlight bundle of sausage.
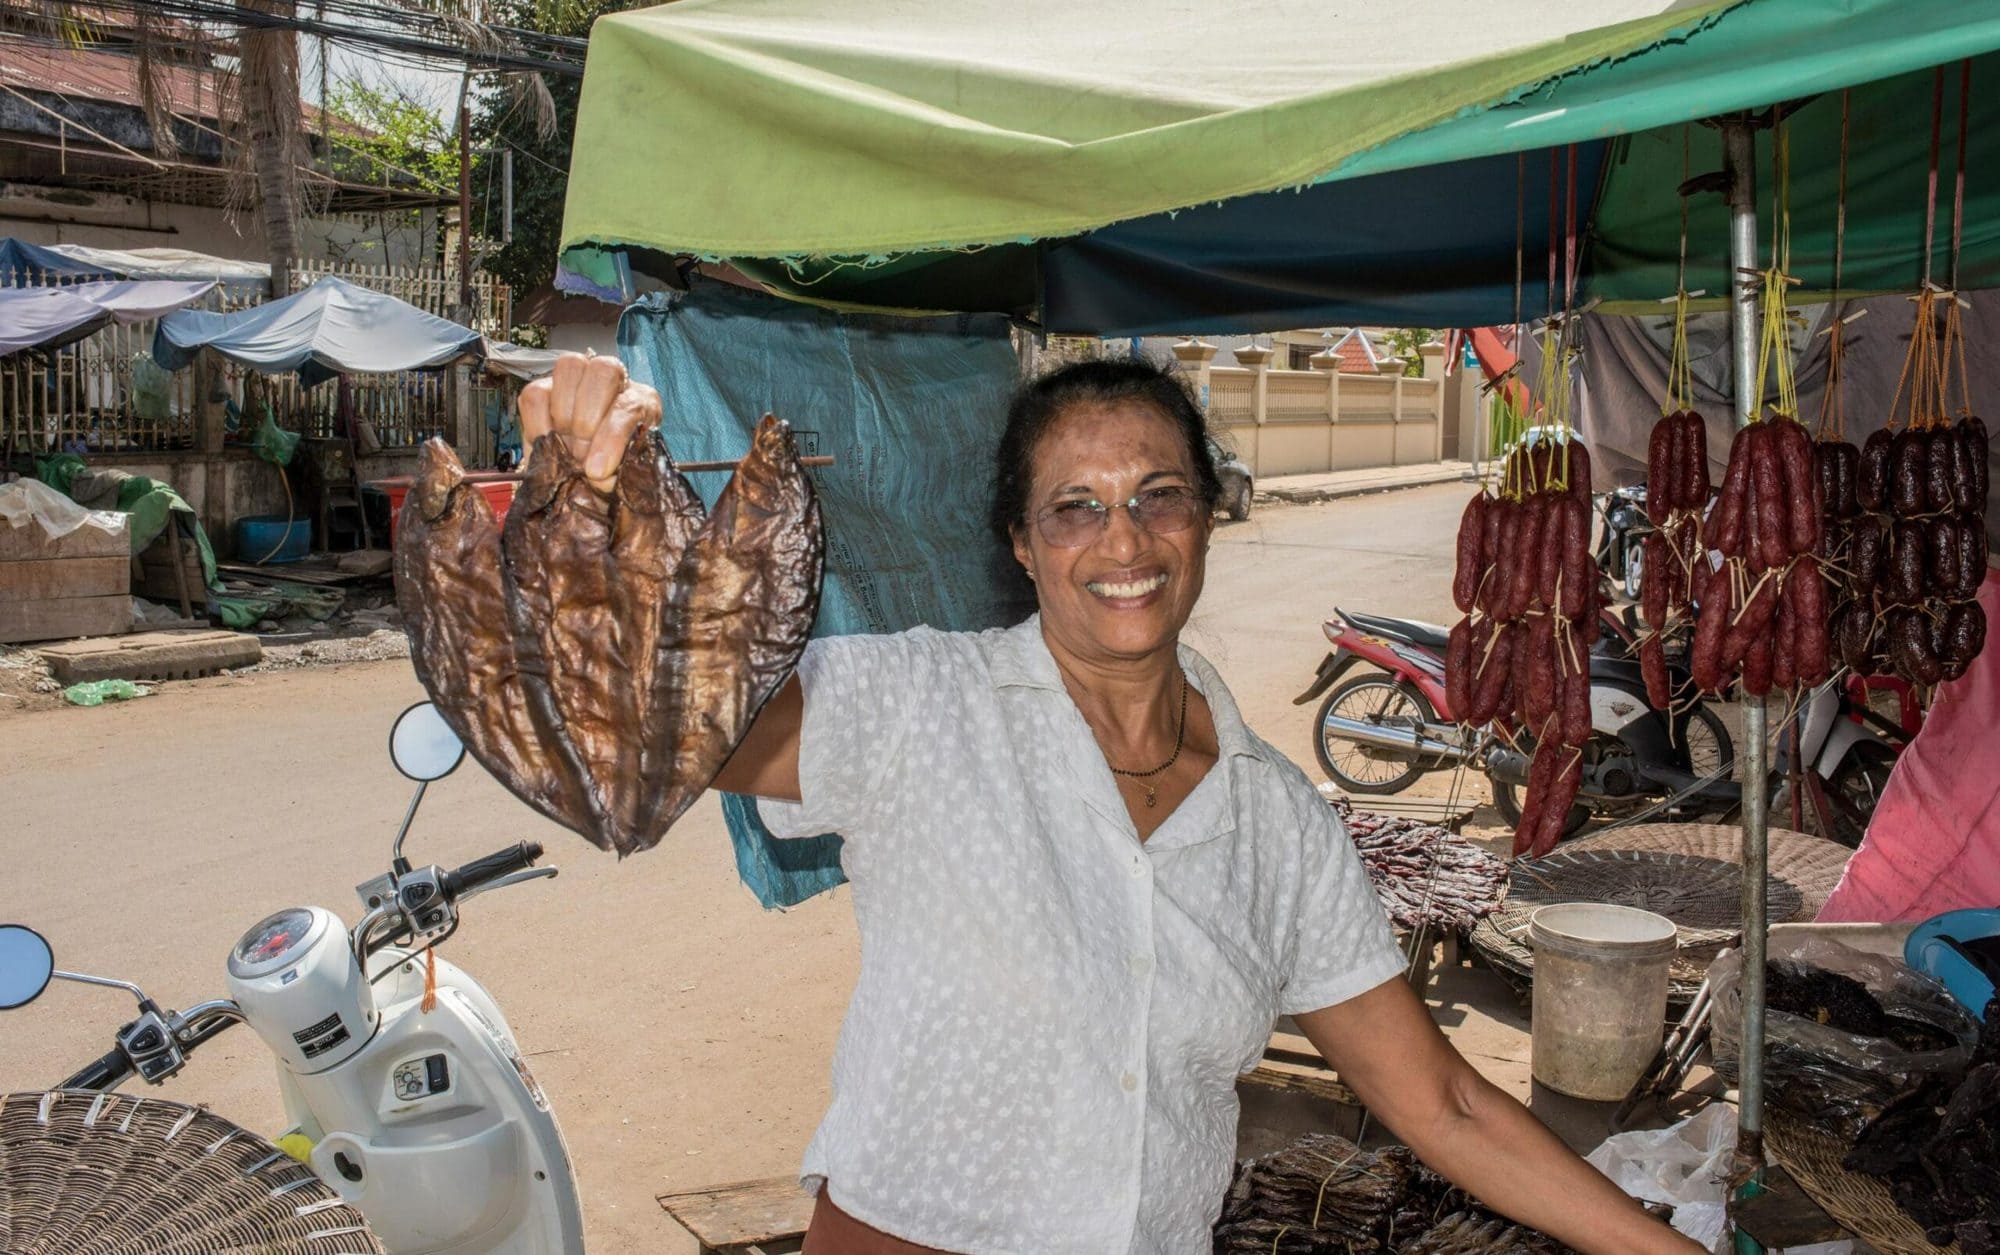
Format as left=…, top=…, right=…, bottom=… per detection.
left=395, top=417, right=824, bottom=855
left=1445, top=439, right=1598, bottom=858
left=1827, top=418, right=1989, bottom=685
left=1688, top=416, right=1831, bottom=699
left=1637, top=409, right=1712, bottom=709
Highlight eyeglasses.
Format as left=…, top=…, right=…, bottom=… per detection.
left=1033, top=486, right=1206, bottom=548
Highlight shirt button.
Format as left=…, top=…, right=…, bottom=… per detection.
left=1129, top=857, right=1145, bottom=878
left=1129, top=955, right=1153, bottom=978
left=1120, top=1071, right=1139, bottom=1094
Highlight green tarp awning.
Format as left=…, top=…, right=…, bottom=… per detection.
left=561, top=0, right=2000, bottom=330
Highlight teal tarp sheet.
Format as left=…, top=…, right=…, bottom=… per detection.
left=618, top=284, right=1033, bottom=907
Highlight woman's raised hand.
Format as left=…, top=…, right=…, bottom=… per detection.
left=519, top=352, right=662, bottom=495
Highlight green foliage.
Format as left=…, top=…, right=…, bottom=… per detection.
left=325, top=80, right=458, bottom=195
left=471, top=0, right=637, bottom=306
left=1381, top=327, right=1439, bottom=378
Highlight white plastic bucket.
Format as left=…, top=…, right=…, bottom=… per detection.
left=1528, top=902, right=1680, bottom=1101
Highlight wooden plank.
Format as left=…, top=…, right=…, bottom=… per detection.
left=0, top=594, right=131, bottom=644
left=0, top=520, right=129, bottom=563
left=0, top=556, right=129, bottom=600
left=1240, top=1063, right=1360, bottom=1109
left=657, top=1177, right=815, bottom=1249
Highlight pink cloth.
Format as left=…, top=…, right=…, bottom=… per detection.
left=1818, top=569, right=2000, bottom=922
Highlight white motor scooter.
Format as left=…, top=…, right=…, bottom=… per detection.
left=0, top=701, right=586, bottom=1254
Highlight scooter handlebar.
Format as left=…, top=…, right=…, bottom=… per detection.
left=61, top=1045, right=134, bottom=1092
left=443, top=841, right=544, bottom=899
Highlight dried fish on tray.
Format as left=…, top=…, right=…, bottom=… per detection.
left=1214, top=1134, right=1578, bottom=1254
left=1397, top=1211, right=1572, bottom=1255
left=396, top=416, right=823, bottom=855
left=1332, top=800, right=1508, bottom=932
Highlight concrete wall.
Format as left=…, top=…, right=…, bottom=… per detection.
left=1183, top=341, right=1446, bottom=480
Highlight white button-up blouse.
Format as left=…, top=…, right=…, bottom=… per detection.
left=759, top=615, right=1404, bottom=1254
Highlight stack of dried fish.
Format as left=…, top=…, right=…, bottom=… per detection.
left=1845, top=997, right=2000, bottom=1253
left=1215, top=1136, right=1578, bottom=1254
left=1214, top=1135, right=1415, bottom=1253
left=395, top=417, right=823, bottom=855
left=1390, top=1165, right=1579, bottom=1255
left=1397, top=1213, right=1572, bottom=1255
left=1333, top=802, right=1508, bottom=931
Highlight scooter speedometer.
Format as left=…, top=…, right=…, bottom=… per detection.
left=230, top=907, right=320, bottom=976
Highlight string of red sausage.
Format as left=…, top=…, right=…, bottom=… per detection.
left=1446, top=439, right=1600, bottom=858
left=1638, top=410, right=1712, bottom=711
left=1687, top=415, right=1833, bottom=700
left=1830, top=416, right=1989, bottom=684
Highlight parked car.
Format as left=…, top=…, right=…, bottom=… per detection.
left=1208, top=438, right=1253, bottom=520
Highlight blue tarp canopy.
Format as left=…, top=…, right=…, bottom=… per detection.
left=0, top=280, right=221, bottom=356
left=0, top=238, right=119, bottom=286
left=153, top=276, right=482, bottom=386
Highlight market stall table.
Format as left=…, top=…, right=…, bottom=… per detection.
left=1470, top=824, right=1853, bottom=1008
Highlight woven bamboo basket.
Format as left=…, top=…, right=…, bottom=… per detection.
left=0, top=1090, right=383, bottom=1253
left=1765, top=1110, right=1964, bottom=1255
left=1468, top=823, right=1853, bottom=1006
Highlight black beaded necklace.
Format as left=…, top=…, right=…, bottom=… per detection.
left=1107, top=674, right=1190, bottom=808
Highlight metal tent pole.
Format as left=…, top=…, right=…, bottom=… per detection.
left=1721, top=115, right=1771, bottom=1240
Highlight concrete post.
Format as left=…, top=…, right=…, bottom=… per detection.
left=1170, top=339, right=1219, bottom=413
left=1421, top=342, right=1447, bottom=461
left=1418, top=341, right=1446, bottom=380
left=1310, top=349, right=1342, bottom=470
left=1234, top=345, right=1273, bottom=428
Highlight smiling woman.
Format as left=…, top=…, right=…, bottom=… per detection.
left=528, top=354, right=1697, bottom=1255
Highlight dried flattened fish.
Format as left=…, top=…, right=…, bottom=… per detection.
left=645, top=415, right=823, bottom=845
left=397, top=410, right=822, bottom=857
left=395, top=439, right=591, bottom=829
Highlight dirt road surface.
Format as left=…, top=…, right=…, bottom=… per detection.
left=0, top=485, right=1470, bottom=1251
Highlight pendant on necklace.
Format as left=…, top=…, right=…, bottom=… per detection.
left=1144, top=787, right=1158, bottom=808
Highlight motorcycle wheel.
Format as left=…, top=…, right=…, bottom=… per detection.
left=1622, top=536, right=1644, bottom=603
left=1314, top=674, right=1441, bottom=794
left=1771, top=741, right=1897, bottom=849
left=1226, top=481, right=1252, bottom=521
left=1492, top=702, right=1734, bottom=838
left=1490, top=771, right=1592, bottom=839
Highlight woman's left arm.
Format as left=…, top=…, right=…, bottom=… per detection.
left=1294, top=978, right=1701, bottom=1255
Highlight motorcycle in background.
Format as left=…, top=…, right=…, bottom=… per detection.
left=1296, top=607, right=1902, bottom=845
left=0, top=702, right=585, bottom=1254
left=1595, top=484, right=1654, bottom=603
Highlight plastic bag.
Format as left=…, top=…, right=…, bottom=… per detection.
left=63, top=680, right=151, bottom=706
left=1586, top=1106, right=1737, bottom=1251
left=252, top=405, right=299, bottom=468
left=1586, top=1106, right=1854, bottom=1254
left=1710, top=934, right=1979, bottom=1140
left=0, top=478, right=123, bottom=541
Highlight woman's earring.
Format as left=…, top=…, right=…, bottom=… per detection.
left=1025, top=568, right=1036, bottom=582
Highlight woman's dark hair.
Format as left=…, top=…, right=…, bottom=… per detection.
left=990, top=357, right=1223, bottom=540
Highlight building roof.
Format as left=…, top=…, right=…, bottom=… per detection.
left=1323, top=327, right=1395, bottom=373
left=0, top=36, right=441, bottom=214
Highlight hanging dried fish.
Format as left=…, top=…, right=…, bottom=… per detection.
left=397, top=414, right=823, bottom=856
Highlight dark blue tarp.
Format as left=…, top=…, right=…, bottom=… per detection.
left=0, top=238, right=119, bottom=286
left=618, top=283, right=1033, bottom=907
left=1041, top=142, right=1611, bottom=336
left=153, top=276, right=482, bottom=386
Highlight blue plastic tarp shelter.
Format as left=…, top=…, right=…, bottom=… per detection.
left=152, top=276, right=482, bottom=386
left=0, top=238, right=119, bottom=286
left=0, top=280, right=220, bottom=357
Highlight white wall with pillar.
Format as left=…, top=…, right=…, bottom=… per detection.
left=1173, top=337, right=1446, bottom=478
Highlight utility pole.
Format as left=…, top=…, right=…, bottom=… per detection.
left=457, top=84, right=474, bottom=326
